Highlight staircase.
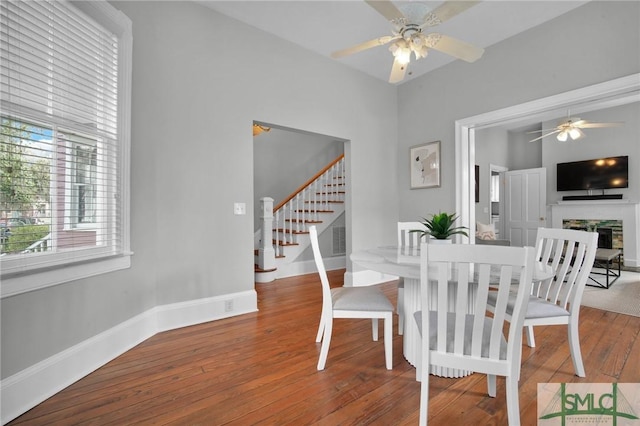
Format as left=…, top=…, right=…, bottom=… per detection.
left=255, top=154, right=345, bottom=283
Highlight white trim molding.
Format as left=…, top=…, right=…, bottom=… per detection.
left=0, top=291, right=258, bottom=425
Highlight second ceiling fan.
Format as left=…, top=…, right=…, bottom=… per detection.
left=331, top=1, right=485, bottom=83
left=528, top=113, right=624, bottom=142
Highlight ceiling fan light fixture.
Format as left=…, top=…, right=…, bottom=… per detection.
left=557, top=131, right=568, bottom=142
left=569, top=128, right=582, bottom=140
left=390, top=40, right=411, bottom=65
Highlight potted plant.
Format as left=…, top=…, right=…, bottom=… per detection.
left=411, top=212, right=469, bottom=241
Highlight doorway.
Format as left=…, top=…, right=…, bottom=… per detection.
left=488, top=164, right=508, bottom=238
left=455, top=74, right=640, bottom=239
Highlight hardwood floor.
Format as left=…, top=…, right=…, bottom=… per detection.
left=9, top=270, right=640, bottom=425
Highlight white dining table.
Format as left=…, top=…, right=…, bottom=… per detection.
left=350, top=244, right=553, bottom=380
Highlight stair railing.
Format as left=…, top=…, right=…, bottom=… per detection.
left=258, top=154, right=345, bottom=264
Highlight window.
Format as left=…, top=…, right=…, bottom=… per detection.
left=0, top=0, right=132, bottom=296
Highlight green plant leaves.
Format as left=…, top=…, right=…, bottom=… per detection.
left=410, top=212, right=469, bottom=240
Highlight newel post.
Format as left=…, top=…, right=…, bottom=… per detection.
left=259, top=197, right=276, bottom=270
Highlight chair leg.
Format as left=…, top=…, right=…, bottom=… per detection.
left=398, top=286, right=404, bottom=335
left=487, top=374, right=497, bottom=397
left=525, top=325, right=536, bottom=347
left=419, top=366, right=429, bottom=426
left=384, top=314, right=392, bottom=370
left=371, top=318, right=379, bottom=341
left=568, top=319, right=586, bottom=377
left=315, top=313, right=325, bottom=343
left=317, top=318, right=333, bottom=370
left=505, top=375, right=522, bottom=426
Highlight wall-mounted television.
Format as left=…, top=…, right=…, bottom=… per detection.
left=556, top=156, right=629, bottom=191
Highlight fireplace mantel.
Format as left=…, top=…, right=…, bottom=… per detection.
left=550, top=201, right=640, bottom=267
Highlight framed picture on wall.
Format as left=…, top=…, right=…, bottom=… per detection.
left=410, top=140, right=441, bottom=189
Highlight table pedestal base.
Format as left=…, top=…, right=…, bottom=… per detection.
left=402, top=278, right=474, bottom=380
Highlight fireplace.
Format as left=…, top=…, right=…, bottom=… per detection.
left=551, top=200, right=639, bottom=268
left=597, top=228, right=613, bottom=249
left=563, top=219, right=622, bottom=251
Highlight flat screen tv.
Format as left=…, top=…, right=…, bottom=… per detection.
left=556, top=156, right=628, bottom=191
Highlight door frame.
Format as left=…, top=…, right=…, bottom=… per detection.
left=489, top=164, right=508, bottom=237
left=455, top=73, right=640, bottom=240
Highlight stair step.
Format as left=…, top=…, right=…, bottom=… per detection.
left=316, top=191, right=345, bottom=195
left=295, top=209, right=334, bottom=213
left=285, top=219, right=323, bottom=224
left=274, top=228, right=309, bottom=235
left=324, top=183, right=345, bottom=187
left=255, top=264, right=277, bottom=273
left=253, top=249, right=286, bottom=259
left=273, top=239, right=299, bottom=247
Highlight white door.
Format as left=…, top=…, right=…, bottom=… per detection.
left=503, top=168, right=547, bottom=247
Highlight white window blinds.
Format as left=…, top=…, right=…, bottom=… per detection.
left=0, top=0, right=131, bottom=288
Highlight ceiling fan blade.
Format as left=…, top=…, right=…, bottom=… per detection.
left=388, top=57, right=408, bottom=84
left=365, top=0, right=405, bottom=22
left=425, top=33, right=484, bottom=62
left=425, top=1, right=479, bottom=27
left=529, top=129, right=560, bottom=143
left=527, top=129, right=555, bottom=134
left=578, top=122, right=624, bottom=128
left=331, top=35, right=399, bottom=58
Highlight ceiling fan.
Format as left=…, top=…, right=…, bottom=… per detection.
left=528, top=113, right=624, bottom=142
left=331, top=1, right=485, bottom=84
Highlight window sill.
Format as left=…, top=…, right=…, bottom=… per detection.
left=0, top=253, right=132, bottom=298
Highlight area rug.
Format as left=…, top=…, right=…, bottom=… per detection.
left=581, top=271, right=640, bottom=317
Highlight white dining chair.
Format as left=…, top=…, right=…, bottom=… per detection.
left=309, top=226, right=394, bottom=370
left=488, top=227, right=598, bottom=377
left=415, top=242, right=535, bottom=426
left=397, top=221, right=424, bottom=335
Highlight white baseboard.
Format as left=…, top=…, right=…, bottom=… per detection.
left=0, top=290, right=257, bottom=425
left=275, top=256, right=346, bottom=279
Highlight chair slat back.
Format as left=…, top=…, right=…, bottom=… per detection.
left=421, top=243, right=535, bottom=368
left=533, top=228, right=598, bottom=311
left=398, top=221, right=424, bottom=248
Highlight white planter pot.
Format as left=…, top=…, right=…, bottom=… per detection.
left=430, top=238, right=452, bottom=244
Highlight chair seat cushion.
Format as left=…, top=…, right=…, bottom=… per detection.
left=414, top=311, right=508, bottom=359
left=487, top=292, right=570, bottom=319
left=331, top=287, right=394, bottom=312
left=523, top=296, right=570, bottom=319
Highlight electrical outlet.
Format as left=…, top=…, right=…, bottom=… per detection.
left=224, top=299, right=233, bottom=312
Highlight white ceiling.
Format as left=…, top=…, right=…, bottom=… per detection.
left=199, top=0, right=589, bottom=84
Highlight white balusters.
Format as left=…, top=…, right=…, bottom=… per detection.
left=259, top=155, right=345, bottom=267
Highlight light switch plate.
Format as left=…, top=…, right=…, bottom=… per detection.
left=234, top=202, right=246, bottom=215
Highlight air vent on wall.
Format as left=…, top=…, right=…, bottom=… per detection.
left=332, top=226, right=346, bottom=256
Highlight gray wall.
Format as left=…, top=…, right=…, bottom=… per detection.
left=507, top=129, right=543, bottom=171
left=1, top=1, right=398, bottom=379
left=397, top=1, right=640, bottom=224
left=1, top=0, right=638, bottom=398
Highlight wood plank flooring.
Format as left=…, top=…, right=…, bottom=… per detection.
left=9, top=270, right=640, bottom=425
